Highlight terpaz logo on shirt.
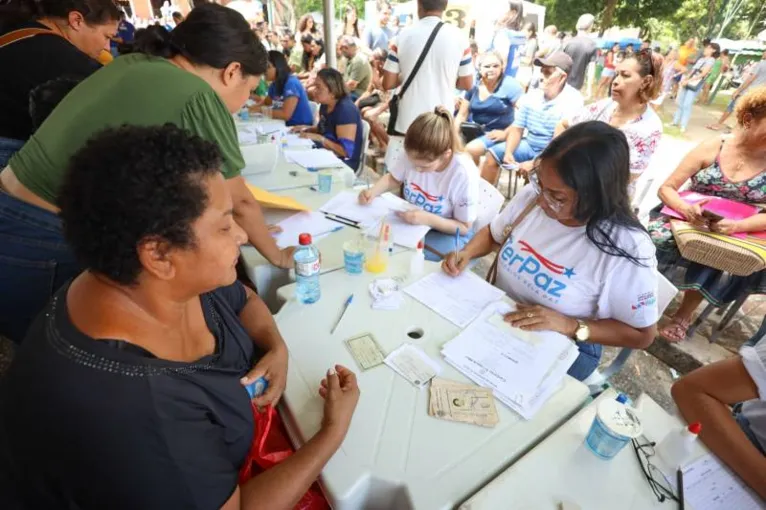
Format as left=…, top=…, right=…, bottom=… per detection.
left=500, top=237, right=576, bottom=302
left=403, top=182, right=444, bottom=215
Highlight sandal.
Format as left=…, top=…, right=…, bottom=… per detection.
left=706, top=124, right=724, bottom=131
left=660, top=317, right=691, bottom=343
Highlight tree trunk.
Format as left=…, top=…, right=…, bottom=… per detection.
left=600, top=0, right=618, bottom=36
left=705, top=0, right=718, bottom=38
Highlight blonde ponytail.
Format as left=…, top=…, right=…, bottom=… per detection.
left=404, top=106, right=464, bottom=160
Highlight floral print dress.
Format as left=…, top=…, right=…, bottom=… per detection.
left=648, top=138, right=766, bottom=305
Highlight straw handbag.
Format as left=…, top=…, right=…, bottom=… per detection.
left=670, top=220, right=766, bottom=276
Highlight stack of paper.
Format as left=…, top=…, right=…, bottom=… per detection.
left=283, top=133, right=315, bottom=148
left=676, top=454, right=766, bottom=510
left=429, top=378, right=499, bottom=428
left=272, top=211, right=342, bottom=248
left=441, top=302, right=579, bottom=420
left=369, top=278, right=404, bottom=310
left=284, top=149, right=346, bottom=169
left=318, top=191, right=431, bottom=249
left=404, top=271, right=505, bottom=328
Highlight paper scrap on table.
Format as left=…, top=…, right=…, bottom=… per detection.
left=429, top=378, right=499, bottom=428
left=246, top=184, right=309, bottom=211
left=345, top=333, right=386, bottom=371
left=384, top=343, right=441, bottom=387
left=272, top=212, right=341, bottom=248
left=677, top=454, right=766, bottom=510
left=404, top=271, right=505, bottom=328
left=369, top=278, right=404, bottom=311
left=284, top=148, right=346, bottom=169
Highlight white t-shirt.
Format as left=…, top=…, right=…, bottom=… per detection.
left=489, top=185, right=659, bottom=326
left=383, top=16, right=473, bottom=134
left=741, top=338, right=766, bottom=452
left=389, top=153, right=479, bottom=224
left=226, top=0, right=262, bottom=23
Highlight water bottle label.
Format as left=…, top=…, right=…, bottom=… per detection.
left=296, top=260, right=320, bottom=277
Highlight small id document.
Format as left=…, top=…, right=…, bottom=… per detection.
left=345, top=333, right=386, bottom=371
left=429, top=378, right=499, bottom=428
left=384, top=343, right=441, bottom=387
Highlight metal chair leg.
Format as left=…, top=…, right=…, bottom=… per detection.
left=710, top=293, right=750, bottom=344
left=687, top=303, right=716, bottom=338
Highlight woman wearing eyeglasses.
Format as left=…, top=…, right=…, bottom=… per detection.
left=442, top=121, right=659, bottom=381
left=455, top=51, right=523, bottom=166
left=555, top=49, right=664, bottom=198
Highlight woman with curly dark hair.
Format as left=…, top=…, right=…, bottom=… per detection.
left=0, top=124, right=360, bottom=509
left=0, top=4, right=294, bottom=344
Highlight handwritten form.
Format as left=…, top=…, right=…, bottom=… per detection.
left=403, top=272, right=505, bottom=328
left=682, top=454, right=766, bottom=510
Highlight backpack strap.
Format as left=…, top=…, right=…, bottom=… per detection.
left=0, top=28, right=60, bottom=49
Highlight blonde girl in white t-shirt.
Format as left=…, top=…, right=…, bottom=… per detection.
left=442, top=121, right=660, bottom=381
left=358, top=107, right=479, bottom=261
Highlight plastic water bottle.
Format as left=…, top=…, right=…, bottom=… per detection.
left=409, top=239, right=425, bottom=277
left=294, top=233, right=321, bottom=304
left=656, top=422, right=702, bottom=468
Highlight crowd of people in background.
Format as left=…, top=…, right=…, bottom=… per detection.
left=1, top=0, right=766, bottom=506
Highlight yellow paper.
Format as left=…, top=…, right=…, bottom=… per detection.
left=246, top=184, right=309, bottom=211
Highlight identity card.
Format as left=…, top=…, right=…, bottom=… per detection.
left=345, top=333, right=386, bottom=371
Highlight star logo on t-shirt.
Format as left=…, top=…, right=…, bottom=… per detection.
left=564, top=267, right=576, bottom=279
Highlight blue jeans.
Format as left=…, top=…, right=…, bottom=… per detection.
left=0, top=137, right=25, bottom=168
left=0, top=191, right=81, bottom=343
left=566, top=341, right=603, bottom=381
left=734, top=404, right=766, bottom=455
left=673, top=87, right=699, bottom=130
left=423, top=229, right=475, bottom=262
left=488, top=138, right=540, bottom=164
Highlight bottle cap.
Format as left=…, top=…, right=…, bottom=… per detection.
left=417, top=239, right=424, bottom=250
left=688, top=422, right=702, bottom=435
left=616, top=393, right=629, bottom=404
left=298, top=233, right=312, bottom=245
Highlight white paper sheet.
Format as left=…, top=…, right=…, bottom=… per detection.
left=283, top=134, right=315, bottom=148
left=404, top=272, right=505, bottom=328
left=680, top=454, right=766, bottom=510
left=284, top=149, right=346, bottom=169
left=272, top=211, right=344, bottom=248
left=319, top=190, right=392, bottom=228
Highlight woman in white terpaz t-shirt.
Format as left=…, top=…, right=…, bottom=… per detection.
left=359, top=107, right=479, bottom=261
left=443, top=121, right=660, bottom=381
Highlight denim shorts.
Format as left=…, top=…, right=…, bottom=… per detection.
left=0, top=189, right=81, bottom=342
left=0, top=136, right=25, bottom=168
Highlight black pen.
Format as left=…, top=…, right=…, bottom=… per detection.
left=677, top=468, right=685, bottom=510
left=323, top=212, right=360, bottom=228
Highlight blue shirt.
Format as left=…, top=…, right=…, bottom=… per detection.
left=110, top=20, right=135, bottom=51
left=490, top=29, right=527, bottom=78
left=318, top=96, right=364, bottom=170
left=465, top=76, right=523, bottom=131
left=512, top=85, right=584, bottom=152
left=267, top=75, right=313, bottom=126
left=364, top=25, right=394, bottom=52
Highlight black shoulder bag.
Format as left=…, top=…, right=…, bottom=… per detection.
left=387, top=22, right=444, bottom=136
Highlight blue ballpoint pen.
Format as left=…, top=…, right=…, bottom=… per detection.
left=331, top=294, right=354, bottom=334
left=453, top=227, right=460, bottom=261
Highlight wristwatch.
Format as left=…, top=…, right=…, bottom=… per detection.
left=574, top=320, right=590, bottom=342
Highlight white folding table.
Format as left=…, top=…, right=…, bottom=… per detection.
left=459, top=391, right=710, bottom=510
left=273, top=259, right=590, bottom=510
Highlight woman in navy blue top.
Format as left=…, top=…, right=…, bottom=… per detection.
left=296, top=68, right=364, bottom=171
left=260, top=51, right=314, bottom=126
left=456, top=51, right=523, bottom=165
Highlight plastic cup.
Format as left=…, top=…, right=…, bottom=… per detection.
left=584, top=398, right=643, bottom=460
left=364, top=234, right=389, bottom=274
left=262, top=106, right=273, bottom=119
left=317, top=169, right=333, bottom=193
left=343, top=240, right=365, bottom=274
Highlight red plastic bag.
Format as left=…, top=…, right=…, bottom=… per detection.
left=239, top=404, right=330, bottom=510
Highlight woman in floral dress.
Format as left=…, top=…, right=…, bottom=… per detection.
left=648, top=86, right=766, bottom=342
left=556, top=49, right=664, bottom=198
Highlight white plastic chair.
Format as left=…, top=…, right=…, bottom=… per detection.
left=474, top=177, right=504, bottom=232
left=309, top=101, right=320, bottom=124
left=583, top=271, right=679, bottom=394
left=356, top=120, right=371, bottom=176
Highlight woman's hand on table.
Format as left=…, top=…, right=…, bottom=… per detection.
left=709, top=218, right=741, bottom=235
left=504, top=303, right=578, bottom=336
left=395, top=209, right=429, bottom=225
left=442, top=251, right=470, bottom=277
left=276, top=246, right=297, bottom=269
left=358, top=189, right=374, bottom=205
left=290, top=125, right=311, bottom=134
left=319, top=365, right=360, bottom=441
left=242, top=343, right=289, bottom=408
left=300, top=133, right=324, bottom=143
